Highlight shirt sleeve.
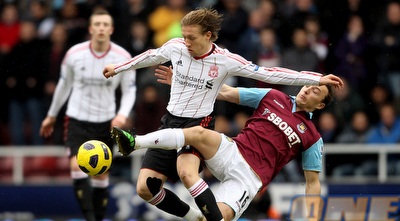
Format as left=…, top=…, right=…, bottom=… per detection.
left=302, top=138, right=323, bottom=172
left=117, top=68, right=137, bottom=117
left=47, top=55, right=74, bottom=117
left=114, top=38, right=178, bottom=73
left=238, top=87, right=271, bottom=108
left=225, top=51, right=322, bottom=86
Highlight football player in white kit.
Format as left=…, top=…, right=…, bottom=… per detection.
left=103, top=8, right=343, bottom=221
left=40, top=10, right=136, bottom=221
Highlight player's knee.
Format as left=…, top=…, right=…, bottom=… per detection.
left=191, top=126, right=208, bottom=139
left=178, top=167, right=200, bottom=187
left=137, top=177, right=163, bottom=200
left=180, top=172, right=199, bottom=187
left=193, top=125, right=206, bottom=134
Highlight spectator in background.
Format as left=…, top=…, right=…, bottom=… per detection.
left=367, top=103, right=400, bottom=143
left=57, top=1, right=88, bottom=46
left=366, top=84, right=394, bottom=125
left=321, top=0, right=379, bottom=46
left=332, top=110, right=372, bottom=177
left=123, top=19, right=157, bottom=90
left=334, top=15, right=368, bottom=92
left=111, top=0, right=155, bottom=45
left=336, top=110, right=372, bottom=143
left=358, top=103, right=400, bottom=177
left=324, top=77, right=366, bottom=128
left=254, top=27, right=282, bottom=90
left=26, top=0, right=55, bottom=40
left=317, top=111, right=340, bottom=143
left=280, top=28, right=319, bottom=95
left=257, top=0, right=283, bottom=36
left=257, top=27, right=281, bottom=68
left=237, top=8, right=269, bottom=61
left=237, top=0, right=280, bottom=61
left=0, top=3, right=20, bottom=56
left=148, top=0, right=189, bottom=47
left=214, top=0, right=249, bottom=53
left=304, top=15, right=328, bottom=72
left=124, top=19, right=153, bottom=57
left=0, top=3, right=20, bottom=144
left=281, top=28, right=319, bottom=71
left=371, top=1, right=400, bottom=105
left=278, top=0, right=319, bottom=46
left=4, top=20, right=47, bottom=145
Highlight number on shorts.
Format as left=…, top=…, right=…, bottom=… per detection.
left=239, top=191, right=250, bottom=208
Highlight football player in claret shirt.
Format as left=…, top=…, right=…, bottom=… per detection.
left=112, top=82, right=335, bottom=221
left=103, top=7, right=343, bottom=221
left=40, top=10, right=136, bottom=221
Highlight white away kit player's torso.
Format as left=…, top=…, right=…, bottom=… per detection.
left=115, top=38, right=321, bottom=118
left=48, top=41, right=136, bottom=122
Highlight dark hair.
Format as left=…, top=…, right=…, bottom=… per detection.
left=322, top=84, right=334, bottom=106
left=181, top=8, right=223, bottom=42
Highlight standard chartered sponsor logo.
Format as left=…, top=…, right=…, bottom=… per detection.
left=267, top=112, right=301, bottom=147
left=174, top=71, right=206, bottom=89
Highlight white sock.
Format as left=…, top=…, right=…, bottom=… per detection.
left=136, top=128, right=185, bottom=150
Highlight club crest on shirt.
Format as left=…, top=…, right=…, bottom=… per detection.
left=208, top=65, right=219, bottom=78
left=297, top=123, right=307, bottom=134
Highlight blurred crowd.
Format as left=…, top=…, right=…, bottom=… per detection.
left=1, top=0, right=400, bottom=177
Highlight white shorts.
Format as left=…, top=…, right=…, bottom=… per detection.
left=205, top=134, right=263, bottom=221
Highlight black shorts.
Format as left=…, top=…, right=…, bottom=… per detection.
left=65, top=117, right=113, bottom=158
left=141, top=112, right=215, bottom=182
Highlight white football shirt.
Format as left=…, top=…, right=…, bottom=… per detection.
left=48, top=41, right=136, bottom=122
left=115, top=38, right=321, bottom=118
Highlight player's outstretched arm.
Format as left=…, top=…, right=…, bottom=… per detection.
left=103, top=64, right=117, bottom=79
left=304, top=170, right=321, bottom=221
left=319, top=74, right=344, bottom=90
left=217, top=84, right=239, bottom=104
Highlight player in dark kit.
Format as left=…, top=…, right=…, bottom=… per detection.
left=112, top=82, right=337, bottom=221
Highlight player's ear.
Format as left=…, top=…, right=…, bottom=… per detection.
left=205, top=31, right=212, bottom=40
left=316, top=102, right=325, bottom=110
